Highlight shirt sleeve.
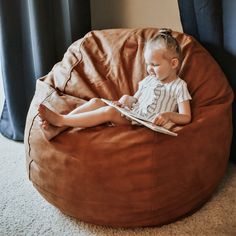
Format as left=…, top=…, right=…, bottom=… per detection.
left=177, top=81, right=192, bottom=103
left=133, top=76, right=149, bottom=99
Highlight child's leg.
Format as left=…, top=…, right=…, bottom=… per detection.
left=38, top=104, right=130, bottom=128
left=68, top=98, right=106, bottom=115
left=38, top=98, right=107, bottom=139
left=40, top=98, right=106, bottom=129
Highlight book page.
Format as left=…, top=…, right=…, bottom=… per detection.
left=101, top=98, right=177, bottom=136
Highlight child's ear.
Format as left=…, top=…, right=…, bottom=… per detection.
left=171, top=58, right=179, bottom=69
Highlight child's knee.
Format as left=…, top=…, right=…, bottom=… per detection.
left=90, top=98, right=104, bottom=106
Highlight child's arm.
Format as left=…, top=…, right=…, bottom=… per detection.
left=154, top=100, right=191, bottom=126
left=114, top=82, right=143, bottom=109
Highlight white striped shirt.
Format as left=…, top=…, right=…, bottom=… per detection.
left=132, top=76, right=192, bottom=122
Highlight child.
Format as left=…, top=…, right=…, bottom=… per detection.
left=38, top=28, right=191, bottom=135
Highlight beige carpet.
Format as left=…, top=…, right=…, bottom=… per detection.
left=0, top=133, right=236, bottom=236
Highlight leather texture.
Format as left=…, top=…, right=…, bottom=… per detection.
left=24, top=28, right=233, bottom=227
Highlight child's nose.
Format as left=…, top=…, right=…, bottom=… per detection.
left=148, top=66, right=154, bottom=75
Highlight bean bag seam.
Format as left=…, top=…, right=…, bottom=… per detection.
left=62, top=38, right=86, bottom=93
left=27, top=89, right=56, bottom=180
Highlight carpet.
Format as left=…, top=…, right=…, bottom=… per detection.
left=0, top=133, right=236, bottom=236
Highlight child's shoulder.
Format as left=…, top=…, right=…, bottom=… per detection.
left=175, top=77, right=188, bottom=86
left=141, top=75, right=152, bottom=82
left=138, top=75, right=153, bottom=86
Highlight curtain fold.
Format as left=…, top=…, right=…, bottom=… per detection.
left=0, top=0, right=91, bottom=141
left=178, top=0, right=236, bottom=162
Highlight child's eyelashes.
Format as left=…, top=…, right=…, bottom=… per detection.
left=146, top=63, right=160, bottom=67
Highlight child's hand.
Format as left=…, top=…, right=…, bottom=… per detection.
left=112, top=101, right=124, bottom=107
left=154, top=112, right=172, bottom=126
left=118, top=95, right=137, bottom=109
left=162, top=121, right=176, bottom=130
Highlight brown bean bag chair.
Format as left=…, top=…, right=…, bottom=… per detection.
left=24, top=28, right=233, bottom=227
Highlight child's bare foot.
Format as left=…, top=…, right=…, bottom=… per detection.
left=38, top=104, right=64, bottom=127
left=39, top=120, right=68, bottom=140
left=41, top=120, right=50, bottom=129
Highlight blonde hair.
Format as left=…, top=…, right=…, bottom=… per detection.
left=145, top=28, right=182, bottom=63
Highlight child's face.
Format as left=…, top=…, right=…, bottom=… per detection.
left=144, top=47, right=178, bottom=83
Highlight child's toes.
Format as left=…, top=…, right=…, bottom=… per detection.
left=42, top=120, right=50, bottom=129
left=38, top=104, right=46, bottom=115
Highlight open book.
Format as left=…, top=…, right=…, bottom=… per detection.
left=101, top=98, right=177, bottom=136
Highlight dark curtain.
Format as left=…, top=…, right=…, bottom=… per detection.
left=178, top=0, right=236, bottom=163
left=0, top=0, right=91, bottom=141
